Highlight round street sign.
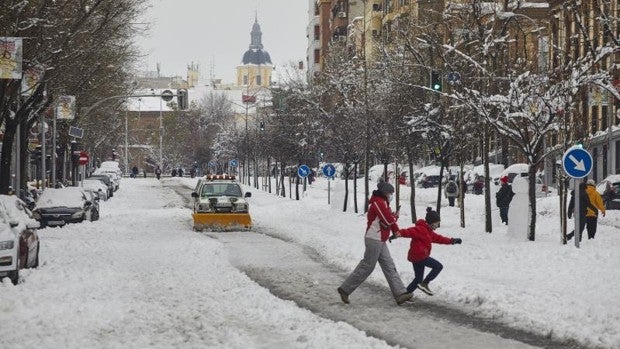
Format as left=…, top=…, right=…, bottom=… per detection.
left=297, top=164, right=310, bottom=178
left=562, top=146, right=593, bottom=179
left=78, top=151, right=89, bottom=165
left=161, top=89, right=174, bottom=102
left=229, top=159, right=238, bottom=167
left=322, top=163, right=336, bottom=178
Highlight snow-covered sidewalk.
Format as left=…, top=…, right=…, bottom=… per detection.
left=188, top=175, right=618, bottom=349
left=0, top=179, right=395, bottom=349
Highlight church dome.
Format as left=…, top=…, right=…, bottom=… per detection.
left=242, top=49, right=272, bottom=65
left=241, top=18, right=272, bottom=65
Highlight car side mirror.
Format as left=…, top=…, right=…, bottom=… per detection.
left=191, top=192, right=199, bottom=198
left=244, top=192, right=252, bottom=198
left=9, top=220, right=19, bottom=228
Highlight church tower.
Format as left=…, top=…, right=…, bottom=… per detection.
left=236, top=17, right=273, bottom=88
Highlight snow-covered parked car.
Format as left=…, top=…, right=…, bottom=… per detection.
left=82, top=179, right=109, bottom=201
left=0, top=195, right=40, bottom=285
left=499, top=163, right=551, bottom=197
left=32, top=187, right=99, bottom=228
left=596, top=175, right=620, bottom=210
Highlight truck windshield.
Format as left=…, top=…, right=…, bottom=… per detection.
left=202, top=183, right=242, bottom=197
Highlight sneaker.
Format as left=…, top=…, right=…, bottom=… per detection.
left=417, top=282, right=434, bottom=296
left=396, top=292, right=413, bottom=305
left=337, top=287, right=350, bottom=304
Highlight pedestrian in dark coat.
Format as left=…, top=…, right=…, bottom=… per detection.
left=394, top=207, right=462, bottom=296
left=155, top=166, right=162, bottom=180
left=337, top=181, right=412, bottom=305
left=444, top=180, right=459, bottom=207
left=496, top=176, right=515, bottom=225
left=567, top=182, right=589, bottom=242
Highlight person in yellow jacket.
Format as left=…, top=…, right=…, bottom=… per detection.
left=585, top=179, right=606, bottom=239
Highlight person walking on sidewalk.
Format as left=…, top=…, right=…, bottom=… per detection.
left=393, top=207, right=462, bottom=297
left=496, top=176, right=514, bottom=225
left=584, top=179, right=606, bottom=239
left=444, top=179, right=459, bottom=207
left=337, top=181, right=412, bottom=305
left=567, top=182, right=589, bottom=242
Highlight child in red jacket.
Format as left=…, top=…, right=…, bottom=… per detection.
left=395, top=207, right=462, bottom=296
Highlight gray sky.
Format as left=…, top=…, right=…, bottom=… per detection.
left=136, top=0, right=309, bottom=84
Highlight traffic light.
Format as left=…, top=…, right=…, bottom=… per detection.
left=259, top=121, right=265, bottom=131
left=177, top=89, right=188, bottom=110
left=430, top=70, right=442, bottom=92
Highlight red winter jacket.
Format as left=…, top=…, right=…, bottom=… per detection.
left=399, top=219, right=452, bottom=262
left=365, top=191, right=400, bottom=241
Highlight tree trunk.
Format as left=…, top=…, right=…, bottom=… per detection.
left=409, top=159, right=417, bottom=223
left=353, top=162, right=358, bottom=213
left=459, top=165, right=465, bottom=228
left=0, top=120, right=18, bottom=194
left=484, top=126, right=493, bottom=233
left=528, top=164, right=537, bottom=241
left=436, top=163, right=445, bottom=215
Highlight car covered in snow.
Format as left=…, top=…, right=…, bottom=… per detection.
left=596, top=175, right=620, bottom=210
left=498, top=163, right=551, bottom=197
left=190, top=175, right=252, bottom=231
left=0, top=195, right=40, bottom=285
left=32, top=187, right=100, bottom=228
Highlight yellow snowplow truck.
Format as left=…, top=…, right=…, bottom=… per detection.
left=191, top=175, right=252, bottom=231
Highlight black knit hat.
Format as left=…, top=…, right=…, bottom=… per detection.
left=425, top=207, right=440, bottom=224
left=377, top=181, right=395, bottom=194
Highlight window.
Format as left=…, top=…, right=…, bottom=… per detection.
left=314, top=25, right=320, bottom=41
left=372, top=3, right=382, bottom=11
left=314, top=49, right=320, bottom=64
left=243, top=75, right=248, bottom=85
left=591, top=107, right=599, bottom=133
left=256, top=75, right=262, bottom=86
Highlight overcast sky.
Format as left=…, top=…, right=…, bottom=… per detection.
left=135, top=0, right=309, bottom=84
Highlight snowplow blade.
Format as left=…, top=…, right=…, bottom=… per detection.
left=192, top=213, right=252, bottom=231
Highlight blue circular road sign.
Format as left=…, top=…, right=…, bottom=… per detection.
left=229, top=159, right=238, bottom=167
left=562, top=146, right=593, bottom=179
left=297, top=164, right=310, bottom=178
left=322, top=164, right=336, bottom=178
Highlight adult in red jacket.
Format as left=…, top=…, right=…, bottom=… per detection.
left=396, top=207, right=462, bottom=296
left=337, top=181, right=412, bottom=305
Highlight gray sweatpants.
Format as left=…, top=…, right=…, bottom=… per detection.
left=340, top=238, right=407, bottom=299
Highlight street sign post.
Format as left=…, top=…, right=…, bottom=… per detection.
left=297, top=164, right=310, bottom=178
left=161, top=89, right=174, bottom=102
left=78, top=151, right=88, bottom=165
left=562, top=146, right=593, bottom=248
left=322, top=163, right=336, bottom=205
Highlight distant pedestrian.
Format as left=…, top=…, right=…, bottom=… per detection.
left=155, top=166, right=162, bottom=180
left=337, top=181, right=412, bottom=305
left=473, top=176, right=484, bottom=195
left=567, top=182, right=589, bottom=242
left=178, top=168, right=184, bottom=177
left=583, top=179, right=605, bottom=239
left=496, top=176, right=515, bottom=225
left=131, top=166, right=139, bottom=179
left=171, top=168, right=177, bottom=177
left=393, top=207, right=462, bottom=297
left=143, top=169, right=147, bottom=178
left=444, top=180, right=459, bottom=207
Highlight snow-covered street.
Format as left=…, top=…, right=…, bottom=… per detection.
left=1, top=176, right=619, bottom=348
